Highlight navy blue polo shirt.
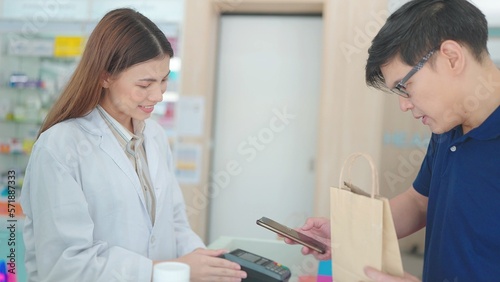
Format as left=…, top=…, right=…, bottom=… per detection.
left=413, top=106, right=500, bottom=281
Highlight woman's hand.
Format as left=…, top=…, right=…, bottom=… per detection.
left=283, top=217, right=332, bottom=260
left=172, top=248, right=247, bottom=282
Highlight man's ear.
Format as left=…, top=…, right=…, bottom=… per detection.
left=439, top=40, right=466, bottom=74
left=101, top=72, right=112, bottom=88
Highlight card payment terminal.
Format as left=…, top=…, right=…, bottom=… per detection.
left=220, top=249, right=291, bottom=282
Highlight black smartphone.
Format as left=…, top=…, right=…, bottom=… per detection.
left=256, top=216, right=327, bottom=254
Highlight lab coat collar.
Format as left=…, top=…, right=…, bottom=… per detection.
left=78, top=108, right=160, bottom=141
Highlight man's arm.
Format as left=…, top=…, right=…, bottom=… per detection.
left=390, top=186, right=428, bottom=239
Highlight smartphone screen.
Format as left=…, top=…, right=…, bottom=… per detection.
left=256, top=216, right=327, bottom=254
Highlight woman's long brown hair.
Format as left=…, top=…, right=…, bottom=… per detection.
left=38, top=8, right=173, bottom=137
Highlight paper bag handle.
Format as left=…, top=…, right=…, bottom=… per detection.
left=338, top=152, right=379, bottom=199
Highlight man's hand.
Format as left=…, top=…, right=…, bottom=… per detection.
left=283, top=217, right=331, bottom=260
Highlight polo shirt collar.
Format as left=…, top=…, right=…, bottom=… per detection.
left=466, top=106, right=500, bottom=141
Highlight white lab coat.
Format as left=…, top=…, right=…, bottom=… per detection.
left=20, top=108, right=205, bottom=282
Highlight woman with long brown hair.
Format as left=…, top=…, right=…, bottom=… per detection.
left=20, top=8, right=246, bottom=282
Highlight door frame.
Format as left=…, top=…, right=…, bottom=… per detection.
left=179, top=0, right=388, bottom=241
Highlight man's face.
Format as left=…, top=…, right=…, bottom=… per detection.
left=381, top=54, right=463, bottom=134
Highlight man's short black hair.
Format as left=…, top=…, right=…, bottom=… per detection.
left=365, top=0, right=489, bottom=90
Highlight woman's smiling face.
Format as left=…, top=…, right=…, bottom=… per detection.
left=100, top=56, right=170, bottom=131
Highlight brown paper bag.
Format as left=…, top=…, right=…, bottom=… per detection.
left=330, top=153, right=404, bottom=281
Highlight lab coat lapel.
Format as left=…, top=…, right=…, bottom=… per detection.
left=99, top=134, right=142, bottom=192
left=97, top=121, right=156, bottom=230
left=80, top=109, right=146, bottom=205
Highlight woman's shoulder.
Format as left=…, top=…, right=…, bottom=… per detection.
left=40, top=118, right=82, bottom=137
left=36, top=117, right=97, bottom=150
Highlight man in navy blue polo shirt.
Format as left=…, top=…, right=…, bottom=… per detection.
left=285, top=0, right=500, bottom=281
left=365, top=0, right=500, bottom=280
left=366, top=0, right=500, bottom=281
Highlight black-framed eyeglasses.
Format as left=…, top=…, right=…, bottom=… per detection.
left=390, top=49, right=437, bottom=98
